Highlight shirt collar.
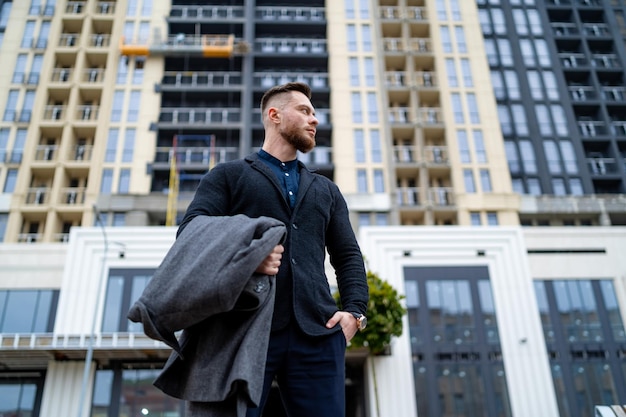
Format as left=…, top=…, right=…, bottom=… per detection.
left=258, top=149, right=298, bottom=169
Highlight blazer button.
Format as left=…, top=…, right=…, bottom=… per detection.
left=291, top=258, right=297, bottom=265
left=292, top=223, right=298, bottom=229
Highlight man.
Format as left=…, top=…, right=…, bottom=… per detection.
left=177, top=82, right=368, bottom=417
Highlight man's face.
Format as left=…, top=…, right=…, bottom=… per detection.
left=278, top=92, right=318, bottom=153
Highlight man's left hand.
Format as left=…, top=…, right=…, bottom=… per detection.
left=325, top=311, right=358, bottom=343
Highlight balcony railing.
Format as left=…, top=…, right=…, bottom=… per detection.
left=96, top=2, right=116, bottom=15
left=256, top=6, right=324, bottom=21
left=393, top=146, right=449, bottom=164
left=383, top=38, right=432, bottom=53
left=154, top=146, right=239, bottom=166
left=254, top=72, right=328, bottom=89
left=591, top=54, right=621, bottom=69
left=602, top=87, right=626, bottom=102
left=76, top=105, right=100, bottom=121
left=25, top=188, right=50, bottom=205
left=577, top=121, right=607, bottom=137
left=587, top=157, right=619, bottom=175
left=569, top=86, right=598, bottom=101
left=385, top=71, right=437, bottom=88
left=397, top=187, right=455, bottom=208
left=60, top=187, right=86, bottom=205
left=611, top=122, right=626, bottom=136
left=82, top=68, right=104, bottom=83
left=583, top=23, right=610, bottom=37
left=65, top=1, right=86, bottom=14
left=59, top=33, right=80, bottom=47
left=380, top=6, right=426, bottom=20
left=34, top=145, right=58, bottom=161
left=51, top=68, right=73, bottom=83
left=256, top=38, right=326, bottom=54
left=43, top=106, right=66, bottom=121
left=170, top=5, right=244, bottom=19
left=397, top=187, right=420, bottom=206
left=71, top=144, right=93, bottom=161
left=159, top=108, right=241, bottom=125
left=428, top=187, right=455, bottom=206
left=552, top=23, right=579, bottom=36
left=560, top=53, right=588, bottom=68
left=161, top=71, right=242, bottom=88
left=17, top=234, right=43, bottom=243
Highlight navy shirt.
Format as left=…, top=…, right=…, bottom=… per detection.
left=258, top=150, right=299, bottom=209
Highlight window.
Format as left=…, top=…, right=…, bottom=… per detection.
left=105, top=129, right=119, bottom=162
left=20, top=91, right=35, bottom=122
left=349, top=57, right=359, bottom=86
left=364, top=57, right=375, bottom=86
left=29, top=54, right=43, bottom=84
left=362, top=25, right=372, bottom=52
left=491, top=72, right=504, bottom=99
left=473, top=131, right=487, bottom=163
left=520, top=40, right=536, bottom=67
left=463, top=169, right=476, bottom=193
left=100, top=169, right=113, bottom=194
left=370, top=130, right=382, bottom=163
left=0, top=129, right=8, bottom=162
left=559, top=141, right=578, bottom=174
left=527, top=71, right=543, bottom=100
left=367, top=92, right=378, bottom=123
left=551, top=105, right=568, bottom=136
left=535, top=105, right=553, bottom=136
left=0, top=377, right=44, bottom=417
left=0, top=213, right=7, bottom=242
left=3, top=90, right=19, bottom=122
left=21, top=21, right=36, bottom=48
left=543, top=140, right=562, bottom=174
left=345, top=0, right=355, bottom=19
left=470, top=212, right=481, bottom=226
left=118, top=169, right=131, bottom=193
left=479, top=169, right=492, bottom=192
left=36, top=21, right=49, bottom=48
left=358, top=213, right=370, bottom=227
left=497, top=106, right=512, bottom=136
left=357, top=169, right=368, bottom=193
left=484, top=39, right=498, bottom=66
left=504, top=71, right=520, bottom=100
left=127, top=91, right=140, bottom=122
left=457, top=130, right=471, bottom=163
left=126, top=0, right=138, bottom=15
left=13, top=54, right=28, bottom=84
left=446, top=58, right=458, bottom=87
left=116, top=56, right=129, bottom=84
left=511, top=105, right=528, bottom=136
left=440, top=26, right=452, bottom=53
left=138, top=21, right=150, bottom=43
left=436, top=0, right=447, bottom=20
left=454, top=26, right=467, bottom=53
left=112, top=212, right=126, bottom=227
left=450, top=0, right=461, bottom=21
left=527, top=178, right=541, bottom=195
left=466, top=93, right=480, bottom=124
left=11, top=129, right=26, bottom=163
left=132, top=57, right=145, bottom=85
left=460, top=59, right=473, bottom=87
left=351, top=92, right=362, bottom=123
left=569, top=178, right=583, bottom=195
left=552, top=178, right=566, bottom=195
left=513, top=9, right=528, bottom=36
left=478, top=10, right=491, bottom=35
left=0, top=2, right=12, bottom=28
left=359, top=0, right=369, bottom=19
left=354, top=130, right=365, bottom=163
left=347, top=25, right=357, bottom=51
left=491, top=9, right=506, bottom=34
left=373, top=170, right=384, bottom=193
left=451, top=93, right=464, bottom=123
left=122, top=129, right=135, bottom=162
left=535, top=39, right=551, bottom=67
left=111, top=91, right=124, bottom=122
left=0, top=290, right=59, bottom=332
left=543, top=72, right=558, bottom=101
left=102, top=269, right=154, bottom=332
left=520, top=140, right=537, bottom=174
left=497, top=39, right=513, bottom=66
left=141, top=0, right=152, bottom=16
left=486, top=212, right=498, bottom=226
left=3, top=170, right=18, bottom=193
left=375, top=213, right=387, bottom=226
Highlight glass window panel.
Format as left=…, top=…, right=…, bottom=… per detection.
left=479, top=9, right=492, bottom=35
left=511, top=105, right=528, bottom=136
left=520, top=140, right=537, bottom=174
left=436, top=0, right=447, bottom=20
left=543, top=71, right=558, bottom=101
left=351, top=92, right=362, bottom=123
left=354, top=129, right=365, bottom=163
left=375, top=213, right=387, bottom=226
left=120, top=369, right=181, bottom=415
left=527, top=71, right=543, bottom=100
left=600, top=280, right=626, bottom=342
left=101, top=276, right=124, bottom=332
left=527, top=178, right=541, bottom=195
left=128, top=275, right=151, bottom=332
left=451, top=93, right=464, bottom=123
left=535, top=39, right=551, bottom=67
left=491, top=71, right=505, bottom=99
left=357, top=169, right=367, bottom=193
left=100, top=169, right=114, bottom=194
left=370, top=130, right=382, bottom=162
left=497, top=39, right=513, bottom=66
left=91, top=370, right=113, bottom=417
left=1, top=291, right=37, bottom=332
left=454, top=26, right=466, bottom=53
left=457, top=130, right=471, bottom=163
left=484, top=39, right=498, bottom=66
left=535, top=105, right=553, bottom=136
left=116, top=56, right=129, bottom=84
left=345, top=0, right=355, bottom=19
left=504, top=71, right=520, bottom=99
left=119, top=169, right=131, bottom=194
left=361, top=25, right=372, bottom=52
left=470, top=212, right=481, bottom=226
left=520, top=39, right=536, bottom=67
left=480, top=169, right=492, bottom=192
left=367, top=92, right=378, bottom=123
left=446, top=58, right=458, bottom=87
left=349, top=57, right=359, bottom=86
left=569, top=178, right=583, bottom=196
left=364, top=57, right=375, bottom=86
left=552, top=178, right=566, bottom=196
left=127, top=91, right=140, bottom=122
left=486, top=212, right=498, bottom=226
left=491, top=9, right=506, bottom=34
left=543, top=140, right=562, bottom=174
left=358, top=213, right=370, bottom=227
left=460, top=59, right=473, bottom=87
left=498, top=106, right=512, bottom=136
left=3, top=169, right=18, bottom=193
left=126, top=0, right=138, bottom=15
left=347, top=25, right=357, bottom=51
left=32, top=290, right=53, bottom=332
left=473, top=130, right=487, bottom=163
left=513, top=9, right=528, bottom=35
left=440, top=26, right=452, bottom=52
left=551, top=105, right=568, bottom=136
left=111, top=91, right=124, bottom=122
left=141, top=0, right=152, bottom=16
left=450, top=0, right=461, bottom=21
left=504, top=141, right=520, bottom=173
left=359, top=0, right=369, bottom=19
left=373, top=169, right=384, bottom=193
left=122, top=129, right=135, bottom=162
left=464, top=169, right=476, bottom=193
left=527, top=9, right=542, bottom=35
left=21, top=21, right=36, bottom=48
left=466, top=93, right=480, bottom=124
left=105, top=129, right=118, bottom=162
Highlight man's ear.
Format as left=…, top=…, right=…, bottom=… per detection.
left=267, top=107, right=281, bottom=124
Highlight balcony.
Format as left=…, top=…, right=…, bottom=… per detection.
left=577, top=120, right=607, bottom=137
left=251, top=108, right=330, bottom=125
left=65, top=1, right=86, bottom=14
left=158, top=107, right=241, bottom=126
left=169, top=5, right=245, bottom=19
left=560, top=53, right=589, bottom=68
left=552, top=23, right=579, bottom=37
left=96, top=2, right=115, bottom=15
left=383, top=37, right=432, bottom=54
left=393, top=145, right=449, bottom=165
left=256, top=6, right=324, bottom=21
left=602, top=87, right=626, bottom=102
left=255, top=72, right=328, bottom=89
left=51, top=68, right=73, bottom=83
left=161, top=71, right=242, bottom=89
left=25, top=188, right=50, bottom=205
left=60, top=187, right=86, bottom=205
left=59, top=33, right=80, bottom=48
left=88, top=33, right=111, bottom=48
left=34, top=145, right=58, bottom=162
left=82, top=68, right=105, bottom=83
left=256, top=38, right=326, bottom=54
left=611, top=122, right=626, bottom=136
left=17, top=233, right=43, bottom=243
left=385, top=71, right=437, bottom=88
left=591, top=54, right=621, bottom=69
left=397, top=187, right=420, bottom=207
left=587, top=156, right=620, bottom=175
left=76, top=105, right=100, bottom=122
left=70, top=144, right=93, bottom=162
left=154, top=146, right=240, bottom=168
left=569, top=86, right=598, bottom=101
left=583, top=23, right=610, bottom=37
left=428, top=187, right=455, bottom=207
left=43, top=105, right=66, bottom=121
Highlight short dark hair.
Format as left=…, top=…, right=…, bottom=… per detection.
left=260, top=82, right=312, bottom=113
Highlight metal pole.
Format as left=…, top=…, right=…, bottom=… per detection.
left=76, top=205, right=109, bottom=417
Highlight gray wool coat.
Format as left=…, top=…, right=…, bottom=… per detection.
left=127, top=214, right=287, bottom=416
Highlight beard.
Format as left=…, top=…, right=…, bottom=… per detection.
left=280, top=125, right=316, bottom=153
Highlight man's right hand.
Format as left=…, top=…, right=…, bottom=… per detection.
left=255, top=244, right=284, bottom=276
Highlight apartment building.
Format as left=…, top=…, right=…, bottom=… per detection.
left=0, top=0, right=625, bottom=416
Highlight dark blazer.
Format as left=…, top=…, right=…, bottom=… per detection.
left=178, top=153, right=368, bottom=335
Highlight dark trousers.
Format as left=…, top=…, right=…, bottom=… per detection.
left=246, top=322, right=347, bottom=417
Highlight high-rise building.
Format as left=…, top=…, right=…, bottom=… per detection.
left=0, top=1, right=625, bottom=416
